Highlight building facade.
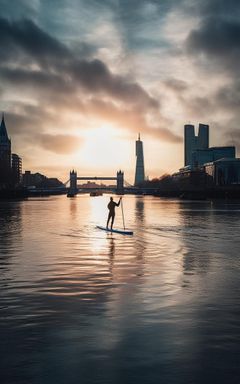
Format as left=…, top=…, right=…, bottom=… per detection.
left=184, top=123, right=209, bottom=166
left=0, top=115, right=12, bottom=188
left=134, top=134, right=145, bottom=186
left=205, top=158, right=240, bottom=186
left=192, top=146, right=235, bottom=168
left=12, top=154, right=22, bottom=186
left=22, top=170, right=63, bottom=189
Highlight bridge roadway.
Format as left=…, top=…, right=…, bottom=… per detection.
left=76, top=176, right=117, bottom=181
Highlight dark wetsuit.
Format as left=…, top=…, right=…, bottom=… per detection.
left=107, top=199, right=121, bottom=229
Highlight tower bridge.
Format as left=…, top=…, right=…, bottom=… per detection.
left=66, top=134, right=145, bottom=196
left=67, top=170, right=124, bottom=196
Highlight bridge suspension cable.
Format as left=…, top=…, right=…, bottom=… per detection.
left=124, top=180, right=133, bottom=187
left=63, top=179, right=70, bottom=186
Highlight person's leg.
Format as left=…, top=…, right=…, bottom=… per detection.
left=107, top=212, right=111, bottom=228
left=111, top=213, right=115, bottom=230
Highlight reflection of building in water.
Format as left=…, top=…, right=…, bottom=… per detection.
left=108, top=236, right=115, bottom=276
left=178, top=201, right=211, bottom=281
left=133, top=197, right=145, bottom=276
left=70, top=198, right=78, bottom=220
left=135, top=197, right=145, bottom=224
left=0, top=201, right=22, bottom=270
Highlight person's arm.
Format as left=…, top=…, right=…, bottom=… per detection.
left=116, top=197, right=122, bottom=207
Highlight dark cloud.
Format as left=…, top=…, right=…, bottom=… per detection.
left=0, top=16, right=181, bottom=145
left=186, top=17, right=240, bottom=73
left=112, top=0, right=176, bottom=52
left=68, top=59, right=159, bottom=109
left=215, top=82, right=240, bottom=112
left=0, top=17, right=157, bottom=109
left=177, top=80, right=240, bottom=118
left=0, top=0, right=38, bottom=20
left=0, top=17, right=70, bottom=66
left=5, top=109, right=47, bottom=136
left=187, top=17, right=240, bottom=57
left=7, top=114, right=36, bottom=135
left=162, top=77, right=215, bottom=119
left=7, top=108, right=82, bottom=154
left=1, top=58, right=159, bottom=111
left=164, top=78, right=188, bottom=93
left=198, top=0, right=240, bottom=18
left=184, top=96, right=214, bottom=118
left=182, top=2, right=240, bottom=131
left=0, top=67, right=72, bottom=94
left=225, top=128, right=240, bottom=154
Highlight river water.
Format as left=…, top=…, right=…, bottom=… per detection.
left=0, top=195, right=240, bottom=384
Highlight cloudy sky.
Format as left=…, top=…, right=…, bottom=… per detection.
left=0, top=0, right=239, bottom=182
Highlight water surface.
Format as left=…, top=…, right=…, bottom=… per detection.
left=0, top=195, right=240, bottom=384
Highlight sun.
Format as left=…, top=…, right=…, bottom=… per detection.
left=74, top=125, right=128, bottom=173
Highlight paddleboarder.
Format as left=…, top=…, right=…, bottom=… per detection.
left=107, top=196, right=122, bottom=230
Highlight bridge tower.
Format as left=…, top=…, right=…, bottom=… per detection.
left=67, top=170, right=78, bottom=197
left=117, top=170, right=124, bottom=194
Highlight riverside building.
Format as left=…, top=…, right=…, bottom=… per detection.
left=184, top=123, right=209, bottom=167
left=12, top=154, right=22, bottom=186
left=0, top=114, right=12, bottom=188
left=0, top=114, right=22, bottom=189
left=205, top=158, right=240, bottom=186
left=191, top=146, right=235, bottom=168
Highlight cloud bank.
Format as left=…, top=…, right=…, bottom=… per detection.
left=0, top=16, right=181, bottom=158
left=0, top=0, right=239, bottom=178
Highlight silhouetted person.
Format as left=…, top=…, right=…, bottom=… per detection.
left=107, top=196, right=122, bottom=230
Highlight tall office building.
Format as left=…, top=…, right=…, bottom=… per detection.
left=192, top=146, right=236, bottom=168
left=134, top=134, right=145, bottom=186
left=12, top=154, right=22, bottom=186
left=184, top=123, right=209, bottom=166
left=0, top=114, right=12, bottom=187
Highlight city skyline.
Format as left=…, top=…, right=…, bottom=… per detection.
left=0, top=1, right=239, bottom=182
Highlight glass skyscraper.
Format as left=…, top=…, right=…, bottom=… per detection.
left=184, top=123, right=209, bottom=166
left=134, top=134, right=145, bottom=186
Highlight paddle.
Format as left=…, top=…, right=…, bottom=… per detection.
left=120, top=197, right=125, bottom=230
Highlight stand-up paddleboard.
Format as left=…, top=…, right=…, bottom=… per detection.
left=96, top=226, right=133, bottom=235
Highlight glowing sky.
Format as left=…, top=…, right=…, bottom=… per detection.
left=0, top=0, right=239, bottom=183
